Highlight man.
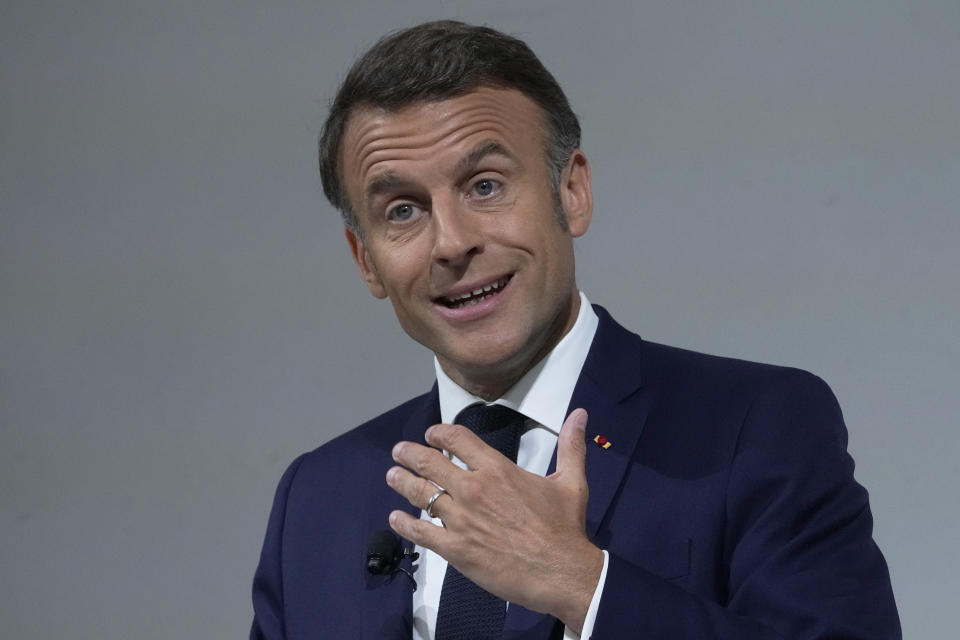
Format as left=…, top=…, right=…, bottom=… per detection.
left=251, top=20, right=900, bottom=639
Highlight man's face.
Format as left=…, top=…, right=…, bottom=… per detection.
left=340, top=88, right=593, bottom=395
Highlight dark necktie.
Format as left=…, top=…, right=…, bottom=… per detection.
left=434, top=404, right=525, bottom=640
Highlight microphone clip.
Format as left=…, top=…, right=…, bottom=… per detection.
left=366, top=529, right=420, bottom=590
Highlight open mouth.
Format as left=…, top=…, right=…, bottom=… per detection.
left=437, top=275, right=512, bottom=309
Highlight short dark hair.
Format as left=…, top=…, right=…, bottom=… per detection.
left=318, top=20, right=581, bottom=232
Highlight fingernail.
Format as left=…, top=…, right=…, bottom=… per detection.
left=392, top=442, right=403, bottom=460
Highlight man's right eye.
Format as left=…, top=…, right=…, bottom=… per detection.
left=386, top=203, right=420, bottom=222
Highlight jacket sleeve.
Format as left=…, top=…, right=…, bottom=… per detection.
left=250, top=453, right=308, bottom=640
left=589, top=371, right=901, bottom=639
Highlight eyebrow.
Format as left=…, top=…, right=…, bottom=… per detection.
left=363, top=171, right=412, bottom=207
left=362, top=140, right=519, bottom=207
left=453, top=140, right=519, bottom=178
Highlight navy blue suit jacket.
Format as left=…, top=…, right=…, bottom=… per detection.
left=251, top=306, right=900, bottom=638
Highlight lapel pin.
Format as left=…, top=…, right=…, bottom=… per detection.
left=593, top=434, right=612, bottom=450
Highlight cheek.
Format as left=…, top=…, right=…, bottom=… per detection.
left=493, top=210, right=554, bottom=248
left=378, top=255, right=430, bottom=301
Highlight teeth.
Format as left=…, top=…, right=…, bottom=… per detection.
left=442, top=276, right=510, bottom=308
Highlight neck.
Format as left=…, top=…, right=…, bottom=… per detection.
left=448, top=365, right=526, bottom=402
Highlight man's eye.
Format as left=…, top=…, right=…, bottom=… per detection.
left=472, top=179, right=501, bottom=198
left=387, top=203, right=419, bottom=222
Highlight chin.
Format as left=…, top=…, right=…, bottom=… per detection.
left=446, top=340, right=534, bottom=378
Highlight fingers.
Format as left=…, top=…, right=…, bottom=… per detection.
left=395, top=423, right=512, bottom=477
left=555, top=408, right=588, bottom=483
left=386, top=465, right=454, bottom=518
left=425, top=423, right=503, bottom=469
left=389, top=509, right=447, bottom=550
left=391, top=439, right=455, bottom=488
left=388, top=427, right=497, bottom=524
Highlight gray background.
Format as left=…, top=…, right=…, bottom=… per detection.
left=2, top=1, right=957, bottom=638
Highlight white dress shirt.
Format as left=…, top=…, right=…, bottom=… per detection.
left=412, top=291, right=610, bottom=640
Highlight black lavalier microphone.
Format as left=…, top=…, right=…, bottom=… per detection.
left=366, top=529, right=420, bottom=590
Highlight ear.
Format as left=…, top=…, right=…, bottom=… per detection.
left=344, top=227, right=388, bottom=299
left=559, top=150, right=593, bottom=238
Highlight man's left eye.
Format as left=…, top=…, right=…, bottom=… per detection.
left=472, top=179, right=501, bottom=197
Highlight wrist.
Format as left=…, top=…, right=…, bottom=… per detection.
left=550, top=543, right=605, bottom=634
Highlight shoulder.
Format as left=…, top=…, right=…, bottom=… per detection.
left=644, top=341, right=842, bottom=461
left=595, top=304, right=832, bottom=405
left=643, top=338, right=832, bottom=399
left=591, top=307, right=843, bottom=460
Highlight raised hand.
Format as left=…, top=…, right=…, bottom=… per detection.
left=385, top=408, right=603, bottom=633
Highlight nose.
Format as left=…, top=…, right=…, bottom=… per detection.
left=430, top=200, right=481, bottom=267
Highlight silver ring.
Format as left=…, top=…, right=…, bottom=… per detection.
left=426, top=488, right=447, bottom=519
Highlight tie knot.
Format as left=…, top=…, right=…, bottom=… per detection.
left=454, top=404, right=525, bottom=463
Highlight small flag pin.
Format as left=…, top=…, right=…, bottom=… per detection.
left=593, top=434, right=611, bottom=449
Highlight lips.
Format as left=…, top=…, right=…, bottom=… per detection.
left=437, top=275, right=512, bottom=309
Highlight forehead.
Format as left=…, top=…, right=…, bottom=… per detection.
left=340, top=88, right=548, bottom=195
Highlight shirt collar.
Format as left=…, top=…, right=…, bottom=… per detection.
left=434, top=291, right=599, bottom=434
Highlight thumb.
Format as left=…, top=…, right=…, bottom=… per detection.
left=555, top=408, right=588, bottom=482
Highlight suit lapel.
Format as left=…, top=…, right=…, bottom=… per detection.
left=361, top=387, right=440, bottom=640
left=571, top=306, right=651, bottom=539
